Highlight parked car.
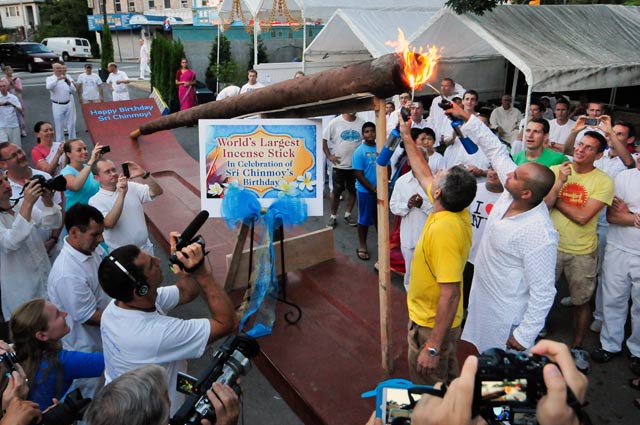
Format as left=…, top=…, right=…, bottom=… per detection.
left=41, top=37, right=92, bottom=62
left=0, top=42, right=59, bottom=73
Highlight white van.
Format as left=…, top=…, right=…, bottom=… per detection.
left=41, top=37, right=92, bottom=62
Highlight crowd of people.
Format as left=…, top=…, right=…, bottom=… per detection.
left=0, top=59, right=243, bottom=424
left=0, top=57, right=638, bottom=424
left=321, top=77, right=640, bottom=421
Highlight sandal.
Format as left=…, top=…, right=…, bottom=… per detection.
left=630, top=377, right=640, bottom=391
left=356, top=249, right=370, bottom=261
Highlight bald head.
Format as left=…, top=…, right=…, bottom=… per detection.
left=522, top=162, right=556, bottom=205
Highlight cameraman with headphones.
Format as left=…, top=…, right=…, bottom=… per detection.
left=97, top=231, right=237, bottom=415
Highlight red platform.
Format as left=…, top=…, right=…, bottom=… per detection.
left=82, top=102, right=471, bottom=424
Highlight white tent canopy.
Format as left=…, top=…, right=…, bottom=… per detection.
left=411, top=5, right=640, bottom=92
left=304, top=9, right=436, bottom=62
left=220, top=0, right=444, bottom=23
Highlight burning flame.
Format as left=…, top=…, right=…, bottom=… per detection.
left=386, top=29, right=440, bottom=91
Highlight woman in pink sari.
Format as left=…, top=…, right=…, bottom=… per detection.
left=175, top=58, right=197, bottom=111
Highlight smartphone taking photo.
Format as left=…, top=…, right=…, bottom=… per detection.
left=122, top=163, right=130, bottom=178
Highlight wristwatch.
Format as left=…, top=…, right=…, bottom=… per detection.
left=426, top=346, right=440, bottom=357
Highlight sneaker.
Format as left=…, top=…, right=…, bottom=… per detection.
left=326, top=217, right=337, bottom=228
left=571, top=348, right=591, bottom=374
left=560, top=296, right=573, bottom=307
left=344, top=215, right=357, bottom=227
left=591, top=348, right=619, bottom=363
left=631, top=356, right=640, bottom=375
left=590, top=319, right=603, bottom=333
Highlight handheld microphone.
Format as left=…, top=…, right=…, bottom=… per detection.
left=175, top=210, right=209, bottom=251
left=169, top=211, right=210, bottom=272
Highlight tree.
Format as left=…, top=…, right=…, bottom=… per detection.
left=36, top=0, right=99, bottom=55
left=247, top=34, right=268, bottom=70
left=445, top=0, right=501, bottom=15
left=150, top=36, right=187, bottom=112
left=100, top=25, right=115, bottom=72
left=206, top=33, right=242, bottom=90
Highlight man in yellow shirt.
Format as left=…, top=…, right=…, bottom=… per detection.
left=545, top=131, right=614, bottom=374
left=399, top=114, right=476, bottom=385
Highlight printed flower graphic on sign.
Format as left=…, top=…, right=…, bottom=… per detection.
left=275, top=179, right=298, bottom=197
left=208, top=182, right=224, bottom=198
left=296, top=172, right=316, bottom=192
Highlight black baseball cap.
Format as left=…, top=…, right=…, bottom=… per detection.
left=84, top=63, right=93, bottom=68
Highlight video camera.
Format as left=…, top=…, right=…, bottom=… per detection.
left=170, top=334, right=259, bottom=425
left=28, top=174, right=67, bottom=192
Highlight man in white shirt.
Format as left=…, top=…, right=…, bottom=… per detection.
left=48, top=203, right=112, bottom=396
left=548, top=98, right=575, bottom=153
left=138, top=39, right=150, bottom=80
left=0, top=172, right=61, bottom=320
left=45, top=62, right=76, bottom=143
left=0, top=79, right=22, bottom=145
left=106, top=62, right=130, bottom=101
left=239, top=69, right=264, bottom=94
left=323, top=112, right=364, bottom=228
left=89, top=158, right=163, bottom=254
left=444, top=101, right=560, bottom=354
left=563, top=101, right=607, bottom=155
left=489, top=94, right=522, bottom=144
left=1, top=142, right=63, bottom=254
left=592, top=154, right=640, bottom=374
left=77, top=63, right=104, bottom=104
left=427, top=78, right=463, bottom=145
left=48, top=204, right=112, bottom=353
left=98, top=232, right=236, bottom=414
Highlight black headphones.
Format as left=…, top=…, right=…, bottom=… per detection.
left=108, top=255, right=150, bottom=297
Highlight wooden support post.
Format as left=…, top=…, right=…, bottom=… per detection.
left=224, top=223, right=251, bottom=291
left=375, top=97, right=392, bottom=374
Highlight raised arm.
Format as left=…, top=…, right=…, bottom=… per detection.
left=398, top=114, right=434, bottom=192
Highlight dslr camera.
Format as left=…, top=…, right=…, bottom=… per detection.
left=473, top=348, right=578, bottom=424
left=171, top=334, right=259, bottom=425
left=29, top=174, right=67, bottom=192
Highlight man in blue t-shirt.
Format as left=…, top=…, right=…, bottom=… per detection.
left=352, top=122, right=378, bottom=260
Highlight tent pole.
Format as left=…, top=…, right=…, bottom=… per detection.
left=302, top=8, right=306, bottom=73
left=216, top=24, right=220, bottom=95
left=510, top=67, right=519, bottom=99
left=375, top=96, right=392, bottom=375
left=609, top=87, right=617, bottom=111
left=254, top=19, right=258, bottom=67
left=523, top=84, right=532, bottom=138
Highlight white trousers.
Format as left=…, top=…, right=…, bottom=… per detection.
left=600, top=245, right=640, bottom=356
left=593, top=224, right=608, bottom=321
left=112, top=91, right=130, bottom=101
left=140, top=58, right=150, bottom=79
left=401, top=246, right=415, bottom=292
left=52, top=101, right=76, bottom=143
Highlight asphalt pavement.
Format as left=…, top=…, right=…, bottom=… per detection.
left=17, top=61, right=639, bottom=424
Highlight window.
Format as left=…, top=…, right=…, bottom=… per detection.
left=181, top=0, right=188, bottom=8
left=128, top=0, right=135, bottom=12
left=148, top=0, right=155, bottom=8
left=114, top=0, right=121, bottom=12
left=164, top=0, right=170, bottom=7
left=7, top=6, right=19, bottom=17
left=75, top=39, right=82, bottom=46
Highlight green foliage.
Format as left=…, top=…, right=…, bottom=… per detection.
left=35, top=0, right=93, bottom=41
left=247, top=35, right=268, bottom=70
left=150, top=35, right=186, bottom=112
left=206, top=33, right=242, bottom=89
left=100, top=25, right=114, bottom=71
left=445, top=0, right=501, bottom=15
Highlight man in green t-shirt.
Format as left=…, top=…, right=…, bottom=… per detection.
left=513, top=118, right=567, bottom=167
